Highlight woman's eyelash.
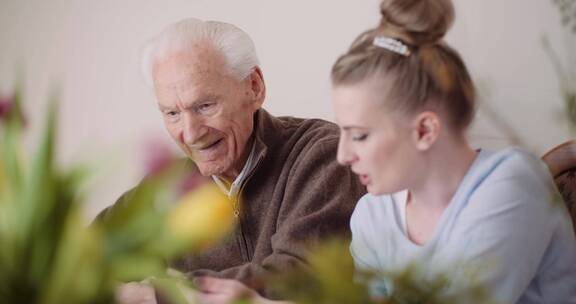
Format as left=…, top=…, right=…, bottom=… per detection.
left=352, top=134, right=368, bottom=141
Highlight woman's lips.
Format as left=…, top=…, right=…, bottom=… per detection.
left=358, top=174, right=370, bottom=185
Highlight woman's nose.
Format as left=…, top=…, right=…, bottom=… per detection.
left=336, top=137, right=356, bottom=166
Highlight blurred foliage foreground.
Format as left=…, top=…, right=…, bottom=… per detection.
left=0, top=88, right=235, bottom=303
left=269, top=240, right=493, bottom=304
left=545, top=0, right=576, bottom=131
left=0, top=88, right=493, bottom=304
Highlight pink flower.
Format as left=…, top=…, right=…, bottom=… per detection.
left=142, top=137, right=211, bottom=196
left=178, top=170, right=209, bottom=195
left=143, top=138, right=177, bottom=176
left=0, top=94, right=26, bottom=127
left=0, top=95, right=14, bottom=122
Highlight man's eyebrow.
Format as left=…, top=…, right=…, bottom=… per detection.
left=156, top=94, right=221, bottom=111
left=183, top=94, right=221, bottom=110
left=192, top=94, right=220, bottom=104
left=157, top=104, right=172, bottom=111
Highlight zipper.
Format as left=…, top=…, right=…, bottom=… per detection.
left=235, top=194, right=251, bottom=261
left=234, top=148, right=265, bottom=262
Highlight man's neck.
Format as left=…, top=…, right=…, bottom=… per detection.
left=218, top=135, right=256, bottom=184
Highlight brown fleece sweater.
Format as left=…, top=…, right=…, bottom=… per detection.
left=100, top=109, right=365, bottom=298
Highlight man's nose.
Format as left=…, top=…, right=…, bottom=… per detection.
left=182, top=114, right=207, bottom=146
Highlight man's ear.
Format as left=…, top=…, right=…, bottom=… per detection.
left=246, top=66, right=266, bottom=109
left=411, top=111, right=441, bottom=151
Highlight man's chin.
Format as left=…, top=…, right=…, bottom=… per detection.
left=195, top=162, right=226, bottom=177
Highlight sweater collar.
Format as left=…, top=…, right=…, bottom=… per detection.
left=211, top=108, right=273, bottom=196
left=251, top=108, right=273, bottom=165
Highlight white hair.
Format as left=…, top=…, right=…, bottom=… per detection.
left=140, top=18, right=260, bottom=86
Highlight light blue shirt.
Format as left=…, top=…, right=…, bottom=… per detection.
left=350, top=148, right=576, bottom=303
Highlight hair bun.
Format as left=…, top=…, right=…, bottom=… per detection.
left=378, top=0, right=455, bottom=46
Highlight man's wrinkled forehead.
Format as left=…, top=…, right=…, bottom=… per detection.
left=153, top=43, right=228, bottom=79
left=152, top=48, right=235, bottom=106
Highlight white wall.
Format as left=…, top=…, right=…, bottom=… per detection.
left=0, top=0, right=573, bottom=219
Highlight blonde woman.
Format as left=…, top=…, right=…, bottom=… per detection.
left=331, top=0, right=576, bottom=303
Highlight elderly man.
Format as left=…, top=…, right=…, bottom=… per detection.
left=105, top=18, right=365, bottom=302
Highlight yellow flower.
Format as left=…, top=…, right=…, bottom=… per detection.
left=167, top=183, right=235, bottom=250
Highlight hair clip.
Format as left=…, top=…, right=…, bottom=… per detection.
left=373, top=36, right=411, bottom=56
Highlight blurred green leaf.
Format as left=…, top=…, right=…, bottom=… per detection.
left=0, top=84, right=205, bottom=303
left=270, top=239, right=373, bottom=304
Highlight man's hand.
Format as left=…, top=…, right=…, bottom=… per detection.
left=116, top=282, right=157, bottom=304
left=194, top=277, right=289, bottom=304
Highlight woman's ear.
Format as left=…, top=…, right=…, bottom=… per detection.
left=411, top=111, right=441, bottom=151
